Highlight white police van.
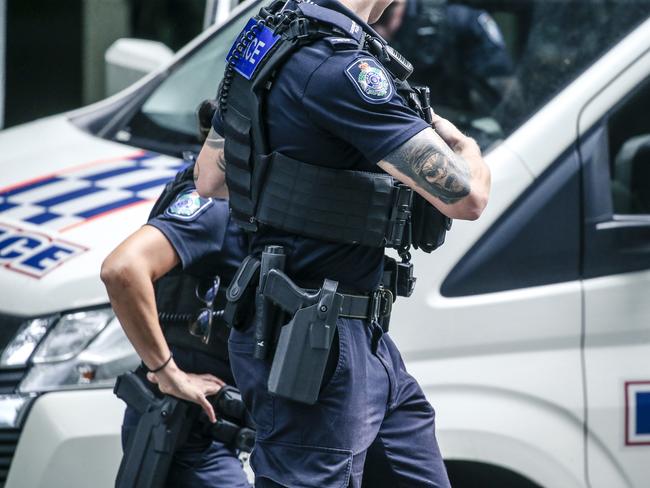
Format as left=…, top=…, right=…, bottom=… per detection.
left=0, top=1, right=649, bottom=486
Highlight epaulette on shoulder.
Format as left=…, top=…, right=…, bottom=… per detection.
left=324, top=36, right=361, bottom=51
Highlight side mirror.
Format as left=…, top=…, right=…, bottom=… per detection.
left=104, top=39, right=174, bottom=97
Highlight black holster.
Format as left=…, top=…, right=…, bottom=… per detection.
left=263, top=269, right=343, bottom=405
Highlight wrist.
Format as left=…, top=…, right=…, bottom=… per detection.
left=147, top=352, right=174, bottom=373
left=456, top=137, right=480, bottom=157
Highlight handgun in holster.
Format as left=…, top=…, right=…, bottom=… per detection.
left=114, top=372, right=255, bottom=488
left=262, top=268, right=343, bottom=405
left=114, top=372, right=196, bottom=488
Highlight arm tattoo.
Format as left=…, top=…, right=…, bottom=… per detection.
left=205, top=128, right=226, bottom=172
left=382, top=130, right=470, bottom=204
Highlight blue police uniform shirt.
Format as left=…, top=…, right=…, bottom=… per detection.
left=214, top=0, right=428, bottom=292
left=146, top=189, right=247, bottom=282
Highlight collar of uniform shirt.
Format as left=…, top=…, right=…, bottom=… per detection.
left=310, top=0, right=388, bottom=42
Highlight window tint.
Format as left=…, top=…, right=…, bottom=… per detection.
left=608, top=77, right=650, bottom=215
left=126, top=6, right=253, bottom=149
left=376, top=0, right=650, bottom=150
left=441, top=147, right=581, bottom=297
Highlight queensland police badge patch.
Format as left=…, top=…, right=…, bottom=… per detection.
left=165, top=189, right=213, bottom=221
left=345, top=57, right=393, bottom=104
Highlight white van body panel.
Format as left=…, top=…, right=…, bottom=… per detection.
left=0, top=117, right=173, bottom=316
left=6, top=389, right=124, bottom=488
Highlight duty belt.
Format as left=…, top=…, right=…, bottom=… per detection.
left=300, top=286, right=393, bottom=323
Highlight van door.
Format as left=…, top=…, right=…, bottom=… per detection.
left=578, top=49, right=650, bottom=488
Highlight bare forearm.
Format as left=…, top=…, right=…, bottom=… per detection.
left=195, top=128, right=228, bottom=198
left=103, top=266, right=170, bottom=369
left=100, top=227, right=179, bottom=370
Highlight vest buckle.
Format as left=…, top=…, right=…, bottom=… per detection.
left=289, top=17, right=310, bottom=39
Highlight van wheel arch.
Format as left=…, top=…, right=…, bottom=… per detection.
left=446, top=460, right=543, bottom=488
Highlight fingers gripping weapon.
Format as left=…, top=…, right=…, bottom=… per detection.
left=114, top=373, right=255, bottom=488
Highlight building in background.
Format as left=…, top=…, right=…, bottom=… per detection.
left=3, top=0, right=208, bottom=128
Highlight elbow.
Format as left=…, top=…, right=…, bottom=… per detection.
left=195, top=178, right=213, bottom=198
left=463, top=191, right=489, bottom=221
left=195, top=174, right=225, bottom=199
left=452, top=188, right=489, bottom=221
left=100, top=253, right=135, bottom=293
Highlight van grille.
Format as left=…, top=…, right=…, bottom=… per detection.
left=0, top=315, right=25, bottom=354
left=0, top=429, right=20, bottom=486
left=0, top=314, right=30, bottom=394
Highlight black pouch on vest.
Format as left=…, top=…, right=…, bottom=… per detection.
left=411, top=193, right=453, bottom=253
left=223, top=256, right=261, bottom=330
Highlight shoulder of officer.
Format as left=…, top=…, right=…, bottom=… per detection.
left=306, top=43, right=396, bottom=105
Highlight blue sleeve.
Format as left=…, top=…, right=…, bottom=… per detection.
left=301, top=51, right=429, bottom=163
left=146, top=189, right=228, bottom=272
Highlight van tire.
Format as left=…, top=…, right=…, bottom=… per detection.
left=445, top=461, right=543, bottom=488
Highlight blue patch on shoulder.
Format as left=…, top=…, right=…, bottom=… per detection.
left=227, top=18, right=280, bottom=80
left=344, top=57, right=394, bottom=104
left=165, top=189, right=213, bottom=221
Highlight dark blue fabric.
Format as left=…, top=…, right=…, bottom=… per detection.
left=446, top=4, right=512, bottom=78
left=147, top=196, right=248, bottom=282
left=121, top=346, right=251, bottom=488
left=229, top=319, right=450, bottom=488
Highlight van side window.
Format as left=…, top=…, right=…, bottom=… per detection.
left=608, top=78, right=650, bottom=215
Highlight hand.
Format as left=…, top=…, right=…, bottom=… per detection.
left=146, top=360, right=224, bottom=423
left=430, top=113, right=480, bottom=157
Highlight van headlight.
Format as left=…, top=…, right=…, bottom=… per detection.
left=2, top=307, right=139, bottom=393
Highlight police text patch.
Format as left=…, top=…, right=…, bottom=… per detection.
left=165, top=189, right=213, bottom=221
left=345, top=58, right=393, bottom=104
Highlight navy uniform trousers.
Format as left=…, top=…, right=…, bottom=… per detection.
left=229, top=317, right=451, bottom=488
left=121, top=346, right=251, bottom=488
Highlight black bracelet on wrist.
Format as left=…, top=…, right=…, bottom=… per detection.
left=149, top=352, right=173, bottom=373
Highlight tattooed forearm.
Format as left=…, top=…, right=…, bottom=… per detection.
left=382, top=130, right=471, bottom=204
left=205, top=128, right=226, bottom=172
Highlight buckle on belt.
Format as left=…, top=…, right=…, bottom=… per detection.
left=370, top=287, right=393, bottom=323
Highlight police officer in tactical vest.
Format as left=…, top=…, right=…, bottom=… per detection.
left=101, top=139, right=251, bottom=485
left=193, top=0, right=491, bottom=485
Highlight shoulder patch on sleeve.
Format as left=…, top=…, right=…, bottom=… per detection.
left=164, top=189, right=213, bottom=221
left=344, top=57, right=394, bottom=104
left=477, top=12, right=505, bottom=47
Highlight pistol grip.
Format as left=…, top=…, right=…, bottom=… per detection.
left=114, top=372, right=157, bottom=415
left=263, top=269, right=319, bottom=313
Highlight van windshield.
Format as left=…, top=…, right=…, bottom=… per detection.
left=125, top=0, right=650, bottom=155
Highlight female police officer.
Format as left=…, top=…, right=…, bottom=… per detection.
left=193, top=0, right=491, bottom=486
left=101, top=155, right=250, bottom=487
